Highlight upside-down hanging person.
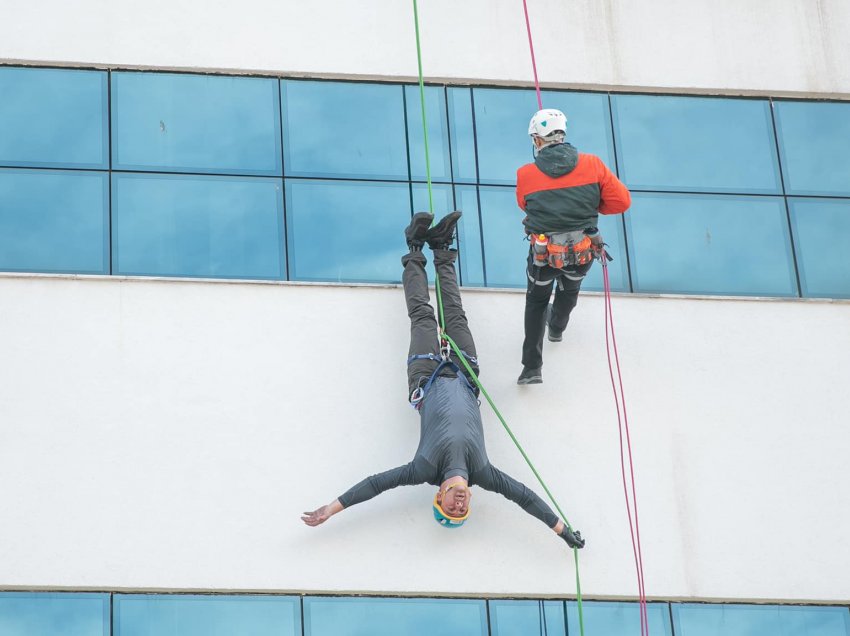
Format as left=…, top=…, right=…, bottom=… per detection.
left=301, top=211, right=585, bottom=548
left=516, top=109, right=631, bottom=385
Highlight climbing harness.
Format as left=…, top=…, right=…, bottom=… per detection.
left=531, top=231, right=595, bottom=268
left=407, top=345, right=478, bottom=410
left=526, top=231, right=607, bottom=291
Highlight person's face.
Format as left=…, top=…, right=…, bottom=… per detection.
left=438, top=484, right=471, bottom=517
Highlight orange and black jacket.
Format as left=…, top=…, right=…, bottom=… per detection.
left=516, top=143, right=631, bottom=234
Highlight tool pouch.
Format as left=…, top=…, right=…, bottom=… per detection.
left=547, top=230, right=594, bottom=268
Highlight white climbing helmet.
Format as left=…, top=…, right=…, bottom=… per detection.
left=528, top=108, right=567, bottom=139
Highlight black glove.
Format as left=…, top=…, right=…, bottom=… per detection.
left=559, top=526, right=586, bottom=549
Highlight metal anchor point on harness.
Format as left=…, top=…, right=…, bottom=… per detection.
left=439, top=334, right=451, bottom=361
left=595, top=244, right=614, bottom=263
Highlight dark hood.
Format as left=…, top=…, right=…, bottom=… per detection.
left=534, top=143, right=578, bottom=177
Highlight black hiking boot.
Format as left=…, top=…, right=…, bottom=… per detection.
left=517, top=366, right=543, bottom=385
left=426, top=211, right=462, bottom=250
left=405, top=212, right=434, bottom=249
left=547, top=305, right=563, bottom=342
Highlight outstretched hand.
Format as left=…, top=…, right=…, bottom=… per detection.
left=301, top=505, right=334, bottom=527
left=559, top=526, right=586, bottom=549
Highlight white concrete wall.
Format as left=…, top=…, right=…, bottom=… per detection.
left=1, top=0, right=849, bottom=97
left=1, top=273, right=848, bottom=603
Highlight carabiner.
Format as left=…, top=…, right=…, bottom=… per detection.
left=439, top=333, right=451, bottom=361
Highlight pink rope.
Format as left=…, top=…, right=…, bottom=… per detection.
left=602, top=254, right=649, bottom=635
left=522, top=0, right=543, bottom=109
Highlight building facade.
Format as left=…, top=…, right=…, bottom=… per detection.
left=1, top=1, right=849, bottom=634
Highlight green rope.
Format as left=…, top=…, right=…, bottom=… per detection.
left=411, top=0, right=445, bottom=330
left=442, top=333, right=585, bottom=630
left=412, top=0, right=434, bottom=216
left=410, top=3, right=583, bottom=631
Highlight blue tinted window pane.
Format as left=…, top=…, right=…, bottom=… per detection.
left=672, top=603, right=850, bottom=636
left=542, top=90, right=616, bottom=168
left=0, top=592, right=109, bottom=636
left=489, top=600, right=566, bottom=636
left=479, top=185, right=529, bottom=287
left=473, top=88, right=615, bottom=185
left=0, top=67, right=107, bottom=169
left=789, top=198, right=850, bottom=298
left=612, top=95, right=781, bottom=193
left=286, top=179, right=410, bottom=283
left=0, top=169, right=108, bottom=274
left=455, top=186, right=485, bottom=286
left=406, top=85, right=451, bottom=181
left=775, top=100, right=850, bottom=196
left=626, top=193, right=796, bottom=296
left=112, top=173, right=284, bottom=279
left=412, top=182, right=453, bottom=215
left=112, top=72, right=281, bottom=175
left=114, top=594, right=300, bottom=636
left=567, top=601, right=673, bottom=636
left=282, top=80, right=408, bottom=180
left=304, top=596, right=487, bottom=636
left=581, top=213, right=629, bottom=293
left=448, top=87, right=477, bottom=183
left=473, top=88, right=536, bottom=185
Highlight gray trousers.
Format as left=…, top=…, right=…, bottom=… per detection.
left=403, top=249, right=480, bottom=395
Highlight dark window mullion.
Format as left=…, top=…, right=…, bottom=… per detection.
left=107, top=68, right=114, bottom=276
left=608, top=92, right=633, bottom=293
left=769, top=97, right=803, bottom=297
left=469, top=89, right=488, bottom=287
left=278, top=80, right=289, bottom=281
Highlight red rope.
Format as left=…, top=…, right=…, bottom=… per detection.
left=602, top=253, right=649, bottom=635
left=521, top=2, right=648, bottom=628
left=522, top=0, right=543, bottom=109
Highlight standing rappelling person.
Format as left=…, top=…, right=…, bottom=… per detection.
left=301, top=211, right=585, bottom=549
left=516, top=109, right=631, bottom=385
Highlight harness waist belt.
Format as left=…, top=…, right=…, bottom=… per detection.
left=407, top=350, right=478, bottom=409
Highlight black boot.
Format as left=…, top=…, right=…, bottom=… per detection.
left=405, top=212, right=434, bottom=249
left=426, top=211, right=462, bottom=250
left=517, top=366, right=543, bottom=385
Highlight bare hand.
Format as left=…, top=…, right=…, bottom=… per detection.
left=301, top=505, right=334, bottom=527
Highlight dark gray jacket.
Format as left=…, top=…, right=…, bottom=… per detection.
left=516, top=143, right=631, bottom=233
left=338, top=375, right=559, bottom=528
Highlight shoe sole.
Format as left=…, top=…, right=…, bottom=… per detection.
left=406, top=213, right=434, bottom=245
left=426, top=211, right=462, bottom=247
left=517, top=376, right=543, bottom=385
